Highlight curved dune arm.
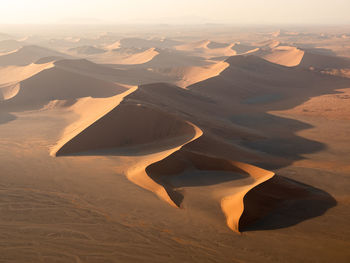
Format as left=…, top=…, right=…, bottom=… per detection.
left=220, top=162, right=275, bottom=232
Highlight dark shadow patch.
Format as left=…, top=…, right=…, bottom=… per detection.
left=0, top=112, right=16, bottom=125
left=239, top=175, right=337, bottom=232
left=146, top=150, right=250, bottom=207
left=230, top=113, right=325, bottom=169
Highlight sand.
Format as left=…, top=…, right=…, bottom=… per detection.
left=0, top=25, right=350, bottom=262
left=81, top=47, right=159, bottom=65
left=0, top=45, right=71, bottom=66
left=258, top=45, right=305, bottom=66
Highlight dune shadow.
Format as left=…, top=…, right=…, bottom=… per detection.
left=0, top=111, right=16, bottom=125
left=239, top=175, right=337, bottom=232
left=145, top=150, right=251, bottom=207
left=144, top=151, right=336, bottom=232
left=230, top=112, right=325, bottom=170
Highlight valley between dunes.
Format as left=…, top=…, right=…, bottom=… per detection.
left=0, top=27, right=350, bottom=262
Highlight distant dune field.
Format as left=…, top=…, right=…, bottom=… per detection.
left=0, top=26, right=349, bottom=263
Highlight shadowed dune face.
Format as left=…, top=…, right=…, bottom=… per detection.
left=145, top=149, right=276, bottom=232
left=230, top=112, right=325, bottom=169
left=189, top=55, right=350, bottom=105
left=0, top=62, right=54, bottom=86
left=175, top=40, right=236, bottom=59
left=0, top=28, right=350, bottom=262
left=0, top=66, right=127, bottom=111
left=0, top=111, right=16, bottom=124
left=188, top=54, right=350, bottom=169
left=83, top=47, right=159, bottom=65
left=56, top=102, right=198, bottom=156
left=0, top=39, right=23, bottom=53
left=0, top=45, right=71, bottom=67
left=52, top=80, right=338, bottom=232
left=68, top=45, right=106, bottom=55
left=299, top=51, right=350, bottom=70
left=52, top=58, right=193, bottom=86
left=239, top=176, right=337, bottom=232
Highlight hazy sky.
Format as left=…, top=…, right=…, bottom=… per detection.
left=1, top=0, right=350, bottom=25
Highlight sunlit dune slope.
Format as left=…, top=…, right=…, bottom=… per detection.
left=175, top=40, right=236, bottom=59
left=144, top=148, right=275, bottom=232
left=85, top=47, right=159, bottom=65
left=0, top=45, right=71, bottom=66
left=52, top=82, right=276, bottom=232
left=0, top=62, right=54, bottom=100
left=0, top=66, right=127, bottom=110
left=258, top=46, right=305, bottom=67
left=55, top=102, right=197, bottom=156
left=153, top=61, right=229, bottom=88
left=53, top=58, right=173, bottom=85
left=188, top=55, right=350, bottom=108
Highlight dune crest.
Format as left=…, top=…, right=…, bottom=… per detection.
left=0, top=83, right=20, bottom=100
left=1, top=66, right=127, bottom=111
left=84, top=47, right=159, bottom=65
left=163, top=60, right=229, bottom=88
left=0, top=45, right=71, bottom=66
left=140, top=147, right=274, bottom=232
left=0, top=62, right=54, bottom=86
left=176, top=40, right=236, bottom=59
left=125, top=123, right=203, bottom=208
left=51, top=85, right=137, bottom=156
left=53, top=83, right=277, bottom=232
left=259, top=46, right=305, bottom=67
left=0, top=62, right=54, bottom=101
left=220, top=161, right=274, bottom=232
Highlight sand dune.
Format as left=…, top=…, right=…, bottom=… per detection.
left=175, top=40, right=236, bottom=59
left=0, top=62, right=54, bottom=101
left=253, top=43, right=350, bottom=70
left=255, top=39, right=280, bottom=48
left=175, top=40, right=212, bottom=51
left=0, top=39, right=23, bottom=53
left=0, top=66, right=127, bottom=111
left=1, top=26, right=349, bottom=262
left=51, top=86, right=137, bottom=156
left=68, top=45, right=106, bottom=55
left=0, top=45, right=71, bottom=67
left=144, top=148, right=275, bottom=232
left=207, top=41, right=231, bottom=49
left=0, top=83, right=20, bottom=100
left=258, top=45, right=305, bottom=67
left=169, top=61, right=229, bottom=88
left=118, top=37, right=181, bottom=49
left=55, top=102, right=198, bottom=156
left=105, top=40, right=121, bottom=50
left=299, top=50, right=350, bottom=69
left=139, top=48, right=210, bottom=68
left=53, top=92, right=275, bottom=232
left=57, top=44, right=226, bottom=88
left=239, top=175, right=336, bottom=231
left=52, top=81, right=280, bottom=232
left=52, top=84, right=205, bottom=208
left=0, top=61, right=54, bottom=86
left=53, top=58, right=175, bottom=85
left=231, top=43, right=258, bottom=55
left=84, top=47, right=159, bottom=65
left=188, top=54, right=350, bottom=108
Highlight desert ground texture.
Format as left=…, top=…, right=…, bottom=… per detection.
left=0, top=24, right=350, bottom=262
